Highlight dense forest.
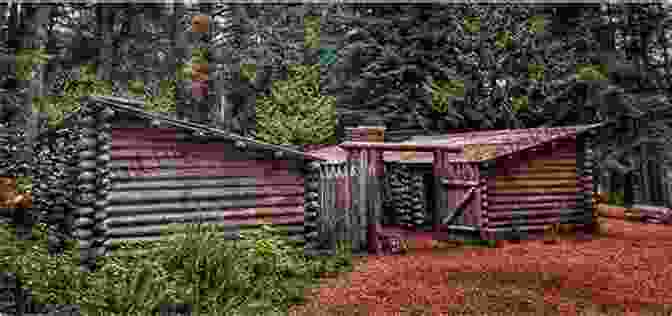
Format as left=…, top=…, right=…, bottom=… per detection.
left=2, top=3, right=672, bottom=315
left=1, top=2, right=672, bottom=186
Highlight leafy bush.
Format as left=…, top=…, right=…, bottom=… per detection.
left=0, top=218, right=354, bottom=316
left=0, top=223, right=88, bottom=305
left=608, top=191, right=625, bottom=207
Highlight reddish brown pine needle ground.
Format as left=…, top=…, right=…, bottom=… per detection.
left=289, top=218, right=672, bottom=316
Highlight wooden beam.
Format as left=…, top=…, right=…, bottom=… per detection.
left=440, top=179, right=479, bottom=187
left=340, top=141, right=462, bottom=153
left=441, top=187, right=477, bottom=225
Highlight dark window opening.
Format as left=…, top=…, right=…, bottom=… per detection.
left=419, top=172, right=435, bottom=231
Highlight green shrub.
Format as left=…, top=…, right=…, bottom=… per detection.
left=35, top=64, right=176, bottom=129
left=0, top=217, right=354, bottom=316
left=462, top=239, right=497, bottom=248
left=608, top=191, right=625, bottom=206
left=0, top=223, right=88, bottom=305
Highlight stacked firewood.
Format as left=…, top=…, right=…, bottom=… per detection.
left=387, top=164, right=413, bottom=228
left=409, top=173, right=427, bottom=227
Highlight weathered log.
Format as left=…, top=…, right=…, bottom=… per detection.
left=494, top=172, right=577, bottom=181
left=105, top=218, right=304, bottom=238
left=488, top=201, right=578, bottom=213
left=77, top=160, right=97, bottom=170
left=73, top=207, right=95, bottom=217
left=76, top=183, right=96, bottom=193
left=74, top=193, right=97, bottom=205
left=497, top=166, right=577, bottom=174
left=488, top=207, right=584, bottom=219
left=74, top=217, right=94, bottom=228
left=492, top=179, right=577, bottom=189
left=441, top=179, right=479, bottom=187
left=527, top=159, right=577, bottom=167
left=105, top=195, right=304, bottom=216
left=488, top=213, right=592, bottom=227
left=105, top=207, right=305, bottom=227
left=110, top=176, right=304, bottom=191
left=78, top=150, right=97, bottom=160
left=108, top=186, right=304, bottom=204
left=489, top=187, right=581, bottom=195
left=77, top=171, right=96, bottom=182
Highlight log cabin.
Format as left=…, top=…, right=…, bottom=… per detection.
left=307, top=123, right=604, bottom=253
left=68, top=95, right=328, bottom=266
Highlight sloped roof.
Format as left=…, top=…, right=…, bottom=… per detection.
left=83, top=95, right=325, bottom=161
left=307, top=123, right=603, bottom=163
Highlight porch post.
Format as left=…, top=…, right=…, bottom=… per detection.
left=366, top=148, right=384, bottom=254
left=345, top=148, right=364, bottom=252
left=432, top=149, right=447, bottom=232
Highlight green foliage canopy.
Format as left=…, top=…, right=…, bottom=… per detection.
left=34, top=64, right=177, bottom=128
left=256, top=64, right=337, bottom=145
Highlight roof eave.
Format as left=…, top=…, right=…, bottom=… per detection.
left=82, top=95, right=326, bottom=161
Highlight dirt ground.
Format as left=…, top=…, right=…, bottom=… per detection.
left=289, top=218, right=672, bottom=316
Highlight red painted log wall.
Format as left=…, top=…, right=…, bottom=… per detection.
left=105, top=128, right=306, bottom=248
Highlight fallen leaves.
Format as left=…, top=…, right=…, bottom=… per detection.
left=290, top=218, right=672, bottom=315
left=0, top=177, right=31, bottom=210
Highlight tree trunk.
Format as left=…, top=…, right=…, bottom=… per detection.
left=182, top=0, right=212, bottom=125
left=96, top=4, right=115, bottom=84
left=197, top=1, right=213, bottom=125
left=170, top=1, right=187, bottom=120
left=212, top=3, right=237, bottom=131
left=13, top=3, right=53, bottom=240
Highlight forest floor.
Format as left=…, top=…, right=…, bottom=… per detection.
left=288, top=218, right=672, bottom=316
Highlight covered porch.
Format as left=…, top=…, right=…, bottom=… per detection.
left=335, top=141, right=481, bottom=254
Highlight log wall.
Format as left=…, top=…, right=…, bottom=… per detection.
left=304, top=160, right=359, bottom=252
left=104, top=127, right=307, bottom=252
left=484, top=137, right=590, bottom=236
